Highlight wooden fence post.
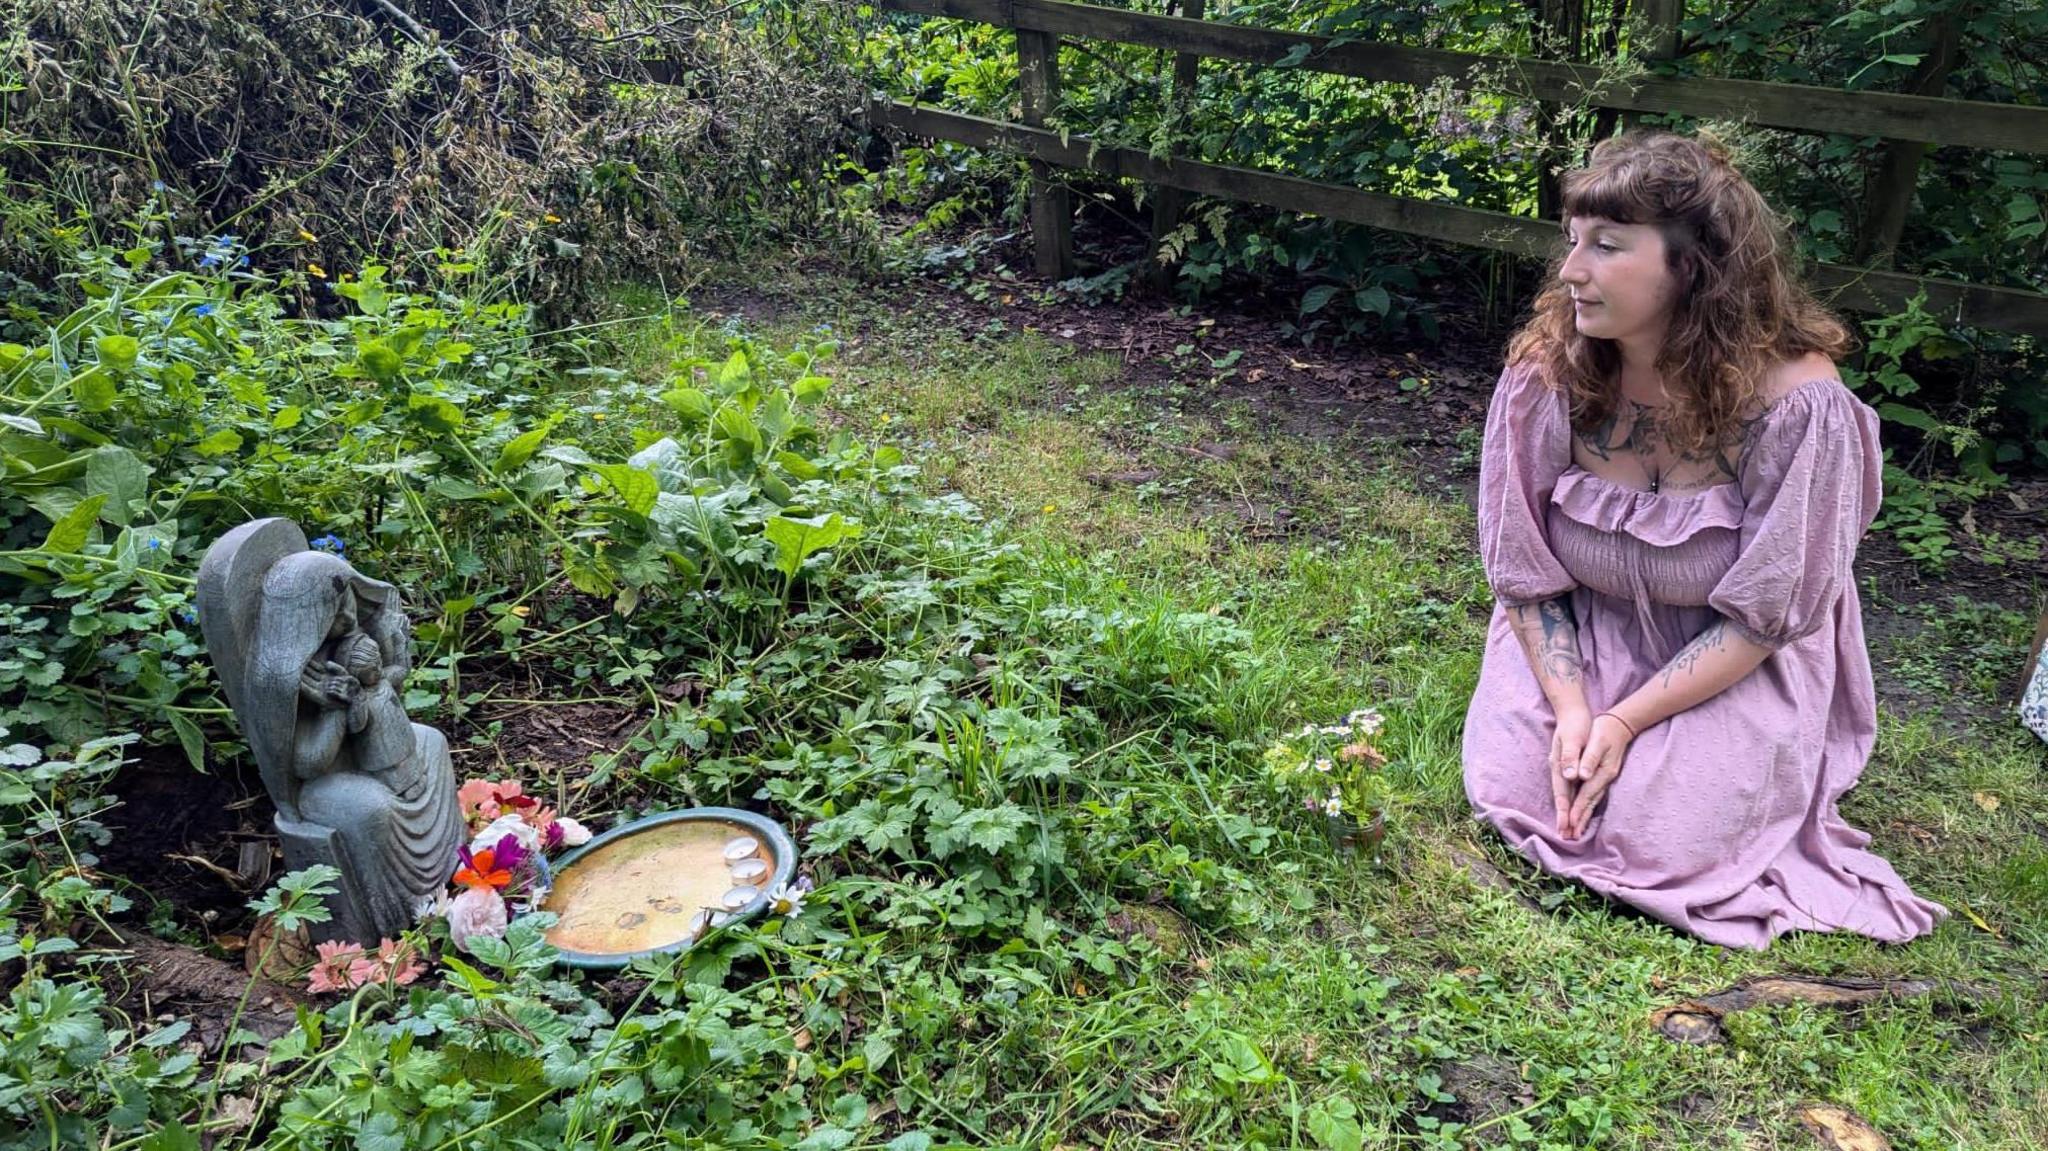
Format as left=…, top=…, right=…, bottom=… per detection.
left=1146, top=0, right=1204, bottom=293
left=1855, top=12, right=1960, bottom=268
left=1018, top=27, right=1076, bottom=280
left=1621, top=0, right=1683, bottom=133
left=1529, top=0, right=1586, bottom=220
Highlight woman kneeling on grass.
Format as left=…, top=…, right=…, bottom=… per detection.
left=1460, top=131, right=1947, bottom=950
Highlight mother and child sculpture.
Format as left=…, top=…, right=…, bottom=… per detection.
left=197, top=519, right=462, bottom=943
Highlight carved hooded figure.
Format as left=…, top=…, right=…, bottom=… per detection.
left=199, top=520, right=461, bottom=943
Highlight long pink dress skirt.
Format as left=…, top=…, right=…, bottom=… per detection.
left=1461, top=363, right=1947, bottom=950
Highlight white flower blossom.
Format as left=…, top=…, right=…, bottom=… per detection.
left=552, top=816, right=593, bottom=846
left=1346, top=708, right=1385, bottom=736
left=1314, top=758, right=1333, bottom=773
left=768, top=882, right=806, bottom=919
left=470, top=813, right=542, bottom=855
left=1321, top=794, right=1344, bottom=817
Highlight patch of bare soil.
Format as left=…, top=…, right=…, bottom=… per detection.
left=97, top=744, right=274, bottom=940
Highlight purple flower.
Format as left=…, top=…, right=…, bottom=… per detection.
left=489, top=833, right=529, bottom=874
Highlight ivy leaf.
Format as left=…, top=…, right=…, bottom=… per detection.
left=41, top=495, right=107, bottom=553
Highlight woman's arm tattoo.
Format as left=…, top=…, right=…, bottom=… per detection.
left=1658, top=619, right=1728, bottom=689
left=1512, top=595, right=1583, bottom=684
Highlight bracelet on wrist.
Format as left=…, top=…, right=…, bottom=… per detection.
left=1596, top=711, right=1638, bottom=739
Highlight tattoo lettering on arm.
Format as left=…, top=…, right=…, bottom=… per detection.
left=1512, top=595, right=1583, bottom=685
left=1659, top=619, right=1728, bottom=689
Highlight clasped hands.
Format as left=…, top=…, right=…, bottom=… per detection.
left=298, top=659, right=360, bottom=710
left=1549, top=706, right=1633, bottom=840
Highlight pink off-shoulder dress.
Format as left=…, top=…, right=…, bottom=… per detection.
left=1461, top=362, right=1947, bottom=950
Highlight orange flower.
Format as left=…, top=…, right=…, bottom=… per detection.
left=452, top=846, right=512, bottom=891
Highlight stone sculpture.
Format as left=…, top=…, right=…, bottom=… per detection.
left=197, top=519, right=461, bottom=943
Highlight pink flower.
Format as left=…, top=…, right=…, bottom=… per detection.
left=552, top=817, right=592, bottom=846
left=446, top=886, right=508, bottom=953
left=457, top=778, right=504, bottom=825
left=346, top=938, right=425, bottom=988
left=306, top=940, right=366, bottom=993
left=457, top=779, right=531, bottom=830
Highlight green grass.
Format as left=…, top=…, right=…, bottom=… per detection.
left=601, top=264, right=2048, bottom=1150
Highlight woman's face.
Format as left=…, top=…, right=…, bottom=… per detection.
left=328, top=587, right=358, bottom=639
left=1558, top=216, right=1678, bottom=348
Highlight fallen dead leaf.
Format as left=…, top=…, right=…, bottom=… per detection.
left=1971, top=791, right=2000, bottom=813
left=244, top=914, right=314, bottom=982
left=1798, top=1103, right=1892, bottom=1150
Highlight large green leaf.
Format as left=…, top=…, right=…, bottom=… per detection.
left=84, top=446, right=151, bottom=526
left=495, top=426, right=550, bottom=473
left=592, top=464, right=659, bottom=517
left=405, top=392, right=465, bottom=435
left=193, top=429, right=243, bottom=457
left=71, top=365, right=118, bottom=412
left=763, top=512, right=860, bottom=577
left=41, top=495, right=107, bottom=553
left=95, top=333, right=139, bottom=371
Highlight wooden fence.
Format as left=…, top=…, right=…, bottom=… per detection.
left=868, top=0, right=2048, bottom=338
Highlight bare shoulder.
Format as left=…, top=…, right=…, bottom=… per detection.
left=1758, top=351, right=1841, bottom=407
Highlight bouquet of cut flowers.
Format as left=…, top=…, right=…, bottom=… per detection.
left=1262, top=707, right=1393, bottom=854
left=427, top=778, right=594, bottom=953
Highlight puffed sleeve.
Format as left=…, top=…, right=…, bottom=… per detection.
left=1477, top=361, right=1577, bottom=607
left=1708, top=381, right=1882, bottom=650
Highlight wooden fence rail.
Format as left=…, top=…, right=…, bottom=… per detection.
left=870, top=0, right=2048, bottom=338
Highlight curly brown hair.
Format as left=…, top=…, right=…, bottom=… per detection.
left=1506, top=131, right=1854, bottom=456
